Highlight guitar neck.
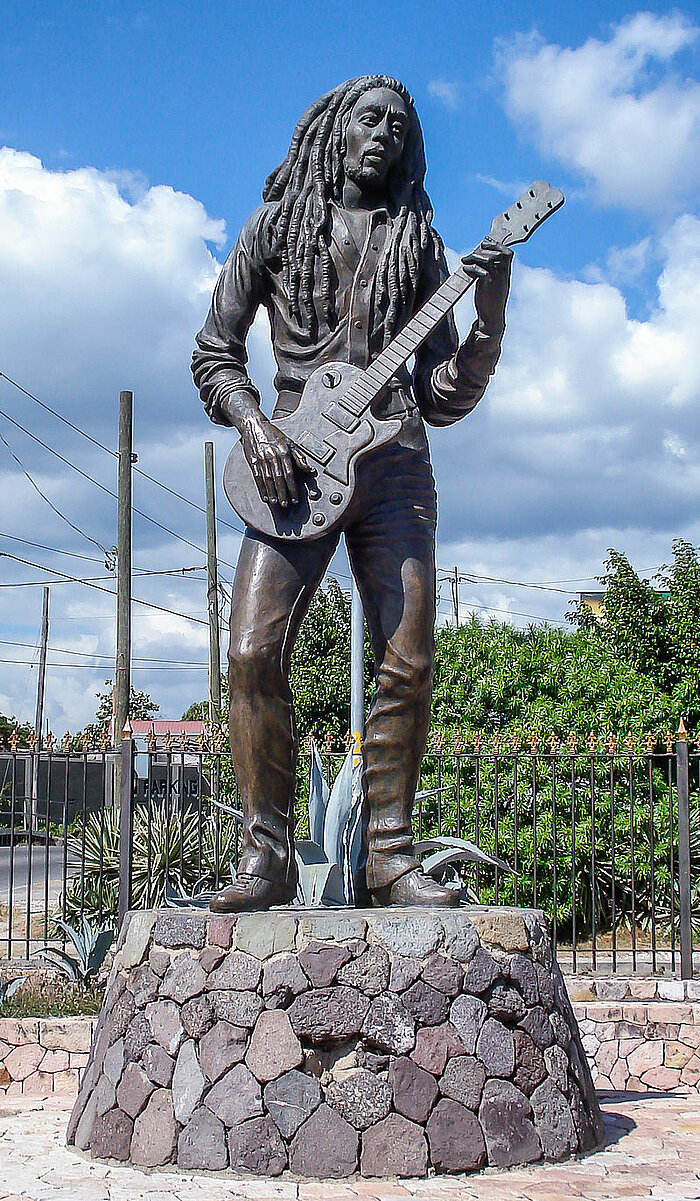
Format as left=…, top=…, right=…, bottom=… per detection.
left=343, top=262, right=475, bottom=415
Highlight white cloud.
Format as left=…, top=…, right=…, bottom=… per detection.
left=427, top=79, right=461, bottom=110
left=498, top=13, right=700, bottom=214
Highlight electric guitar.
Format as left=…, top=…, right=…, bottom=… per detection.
left=223, top=180, right=564, bottom=541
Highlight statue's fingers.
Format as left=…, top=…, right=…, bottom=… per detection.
left=267, top=453, right=289, bottom=507
left=252, top=459, right=269, bottom=505
left=280, top=450, right=299, bottom=505
left=290, top=444, right=311, bottom=473
left=260, top=456, right=278, bottom=506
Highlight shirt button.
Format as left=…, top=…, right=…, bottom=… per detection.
left=344, top=238, right=352, bottom=246
left=360, top=279, right=368, bottom=287
left=371, top=244, right=378, bottom=252
left=354, top=319, right=362, bottom=329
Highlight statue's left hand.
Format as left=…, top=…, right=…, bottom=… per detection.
left=461, top=237, right=513, bottom=336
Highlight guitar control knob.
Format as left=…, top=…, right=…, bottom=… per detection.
left=322, top=370, right=341, bottom=389
left=312, top=513, right=326, bottom=526
left=330, top=492, right=342, bottom=505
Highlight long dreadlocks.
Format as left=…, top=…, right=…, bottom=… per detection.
left=263, top=75, right=443, bottom=344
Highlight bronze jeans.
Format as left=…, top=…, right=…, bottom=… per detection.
left=227, top=442, right=437, bottom=893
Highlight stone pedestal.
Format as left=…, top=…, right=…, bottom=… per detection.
left=67, top=906, right=603, bottom=1178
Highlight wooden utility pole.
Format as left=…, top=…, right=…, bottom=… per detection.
left=28, top=586, right=50, bottom=827
left=115, top=390, right=133, bottom=747
left=204, top=441, right=221, bottom=723
left=451, top=566, right=459, bottom=627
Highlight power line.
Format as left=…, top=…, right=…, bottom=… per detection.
left=0, top=657, right=207, bottom=671
left=0, top=637, right=210, bottom=666
left=0, top=532, right=105, bottom=564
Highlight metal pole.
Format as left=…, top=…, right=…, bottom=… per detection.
left=350, top=576, right=364, bottom=752
left=452, top=566, right=459, bottom=627
left=117, top=720, right=135, bottom=929
left=676, top=719, right=693, bottom=979
left=29, top=586, right=50, bottom=827
left=205, top=441, right=221, bottom=723
left=115, top=390, right=133, bottom=748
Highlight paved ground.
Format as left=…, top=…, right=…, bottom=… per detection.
left=0, top=1090, right=698, bottom=1201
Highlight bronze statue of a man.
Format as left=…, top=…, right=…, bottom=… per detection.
left=192, top=75, right=512, bottom=911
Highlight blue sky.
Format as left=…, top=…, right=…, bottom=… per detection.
left=1, top=2, right=700, bottom=729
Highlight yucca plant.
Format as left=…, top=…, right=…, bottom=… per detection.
left=35, top=916, right=113, bottom=985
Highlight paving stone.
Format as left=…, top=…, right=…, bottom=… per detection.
left=389, top=1055, right=438, bottom=1123
left=128, top=964, right=160, bottom=1008
left=298, top=942, right=351, bottom=988
left=544, top=1043, right=570, bottom=1093
left=101, top=1038, right=124, bottom=1087
left=439, top=1054, right=486, bottom=1110
left=361, top=993, right=415, bottom=1055
left=235, top=913, right=297, bottom=958
left=88, top=1108, right=133, bottom=1161
left=411, top=1021, right=465, bottom=1075
left=449, top=994, right=487, bottom=1054
left=198, top=945, right=225, bottom=973
left=520, top=1005, right=556, bottom=1049
left=141, top=1043, right=174, bottom=1088
left=115, top=1061, right=154, bottom=1119
left=161, top=954, right=207, bottom=1004
left=370, top=913, right=441, bottom=958
left=198, top=1020, right=247, bottom=1083
left=177, top=1106, right=228, bottom=1170
left=124, top=1013, right=151, bottom=1061
left=172, top=1039, right=206, bottom=1124
left=421, top=954, right=463, bottom=997
left=326, top=1068, right=392, bottom=1130
left=204, top=1062, right=262, bottom=1126
left=106, top=992, right=136, bottom=1045
left=530, top=1077, right=578, bottom=1160
left=476, top=1016, right=515, bottom=1077
left=426, top=1097, right=487, bottom=1174
left=228, top=1114, right=287, bottom=1175
left=210, top=989, right=263, bottom=1028
left=298, top=913, right=367, bottom=942
left=337, top=946, right=390, bottom=996
left=512, top=1030, right=548, bottom=1097
left=470, top=909, right=529, bottom=952
left=131, top=1088, right=177, bottom=1167
left=440, top=913, right=480, bottom=962
left=153, top=909, right=207, bottom=950
left=361, top=1112, right=428, bottom=1178
left=479, top=1077, right=541, bottom=1168
left=288, top=1102, right=359, bottom=1178
left=245, top=1009, right=302, bottom=1082
left=120, top=910, right=157, bottom=969
left=262, top=1068, right=320, bottom=1138
left=488, top=982, right=527, bottom=1021
left=388, top=955, right=422, bottom=992
left=181, top=993, right=215, bottom=1038
left=402, top=979, right=450, bottom=1026
left=145, top=1000, right=184, bottom=1055
left=508, top=953, right=539, bottom=1006
left=207, top=951, right=262, bottom=992
left=262, top=953, right=309, bottom=1007
left=462, top=947, right=502, bottom=994
left=289, top=986, right=370, bottom=1044
left=148, top=948, right=171, bottom=977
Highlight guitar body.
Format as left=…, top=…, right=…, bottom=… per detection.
left=223, top=361, right=402, bottom=541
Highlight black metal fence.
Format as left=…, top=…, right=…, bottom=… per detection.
left=1, top=731, right=696, bottom=977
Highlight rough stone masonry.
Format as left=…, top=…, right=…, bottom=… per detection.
left=66, top=906, right=604, bottom=1179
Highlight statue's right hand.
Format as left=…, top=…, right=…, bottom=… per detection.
left=239, top=414, right=310, bottom=508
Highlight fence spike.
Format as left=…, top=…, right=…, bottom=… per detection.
left=664, top=730, right=674, bottom=755
left=567, top=731, right=578, bottom=754
left=62, top=731, right=71, bottom=753
left=9, top=729, right=18, bottom=753
left=677, top=716, right=688, bottom=742
left=587, top=732, right=597, bottom=753
left=625, top=731, right=636, bottom=755
left=645, top=731, right=655, bottom=756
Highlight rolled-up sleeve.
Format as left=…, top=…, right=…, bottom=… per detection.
left=413, top=242, right=503, bottom=428
left=191, top=206, right=270, bottom=426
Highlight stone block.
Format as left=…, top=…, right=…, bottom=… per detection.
left=89, top=1108, right=133, bottom=1161
left=421, top=954, right=463, bottom=997
left=235, top=912, right=297, bottom=958
left=476, top=1016, right=515, bottom=1077
left=148, top=948, right=170, bottom=976
left=182, top=994, right=215, bottom=1038
left=228, top=1114, right=287, bottom=1175
left=627, top=1040, right=664, bottom=1077
left=530, top=1077, right=578, bottom=1160
left=207, top=914, right=236, bottom=949
left=390, top=1055, right=439, bottom=1123
left=519, top=1005, right=555, bottom=1049
left=128, top=963, right=160, bottom=1008
left=120, top=911, right=157, bottom=970
left=141, top=1042, right=174, bottom=1088
left=263, top=1068, right=321, bottom=1138
left=450, top=994, right=487, bottom=1054
left=299, top=941, right=351, bottom=987
left=38, top=1048, right=69, bottom=1074
left=641, top=1065, right=682, bottom=1089
left=657, top=979, right=685, bottom=1001
left=3, top=1043, right=43, bottom=1081
left=370, top=912, right=441, bottom=958
left=411, top=1021, right=465, bottom=1075
left=131, top=1088, right=177, bottom=1167
left=463, top=947, right=502, bottom=995
left=535, top=962, right=556, bottom=1010
left=544, top=1043, right=569, bottom=1093
left=263, top=953, right=309, bottom=1007
left=361, top=1112, right=428, bottom=1178
left=488, top=983, right=527, bottom=1022
left=207, top=950, right=262, bottom=992
left=53, top=1068, right=80, bottom=1094
left=337, top=946, right=390, bottom=995
left=426, top=1097, right=487, bottom=1174
left=210, top=989, right=263, bottom=1028
left=145, top=1000, right=184, bottom=1056
left=289, top=986, right=370, bottom=1045
left=40, top=1018, right=93, bottom=1053
left=389, top=955, right=422, bottom=993
left=172, top=1039, right=206, bottom=1124
left=198, top=945, right=225, bottom=973
left=204, top=1062, right=262, bottom=1126
left=0, top=1018, right=39, bottom=1045
left=298, top=913, right=367, bottom=943
left=479, top=1078, right=541, bottom=1168
left=177, top=1106, right=228, bottom=1170
left=245, top=1009, right=303, bottom=1082
left=440, top=912, right=480, bottom=962
left=681, top=1054, right=700, bottom=1086
left=470, top=908, right=529, bottom=952
left=124, top=1013, right=151, bottom=1061
left=116, top=1061, right=154, bottom=1119
left=288, top=1102, right=359, bottom=1178
left=665, top=1040, right=694, bottom=1069
left=107, top=993, right=136, bottom=1045
left=361, top=992, right=415, bottom=1055
left=199, top=1020, right=247, bottom=1083
left=153, top=909, right=207, bottom=950
left=22, top=1070, right=53, bottom=1096
left=161, top=954, right=207, bottom=1004
left=439, top=1054, right=486, bottom=1110
left=326, top=1068, right=392, bottom=1129
left=402, top=979, right=451, bottom=1026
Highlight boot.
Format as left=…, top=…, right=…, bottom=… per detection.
left=371, top=867, right=461, bottom=908
left=209, top=873, right=296, bottom=913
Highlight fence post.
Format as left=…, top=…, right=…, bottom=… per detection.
left=676, top=718, right=693, bottom=979
left=118, top=720, right=135, bottom=931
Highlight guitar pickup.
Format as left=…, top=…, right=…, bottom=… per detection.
left=323, top=403, right=360, bottom=433
left=296, top=430, right=334, bottom=465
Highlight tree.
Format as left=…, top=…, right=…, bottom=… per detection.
left=0, top=712, right=32, bottom=749
left=80, top=681, right=160, bottom=744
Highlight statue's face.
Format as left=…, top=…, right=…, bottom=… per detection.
left=344, top=86, right=409, bottom=193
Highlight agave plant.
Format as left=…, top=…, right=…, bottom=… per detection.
left=0, top=976, right=27, bottom=1008
left=35, top=916, right=113, bottom=985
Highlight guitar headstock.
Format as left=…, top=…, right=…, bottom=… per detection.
left=488, top=181, right=565, bottom=248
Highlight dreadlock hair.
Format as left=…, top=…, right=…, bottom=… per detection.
left=263, top=75, right=443, bottom=343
